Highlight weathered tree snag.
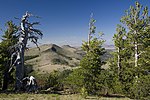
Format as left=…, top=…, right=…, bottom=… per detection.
left=88, top=13, right=92, bottom=46
left=9, top=12, right=42, bottom=91
left=88, top=13, right=96, bottom=46
left=13, top=13, right=29, bottom=90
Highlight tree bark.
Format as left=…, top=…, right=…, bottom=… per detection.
left=2, top=70, right=9, bottom=90
left=11, top=12, right=42, bottom=91
left=135, top=41, right=138, bottom=67
left=88, top=13, right=94, bottom=47
left=117, top=47, right=121, bottom=75
left=134, top=14, right=138, bottom=67
left=15, top=13, right=28, bottom=91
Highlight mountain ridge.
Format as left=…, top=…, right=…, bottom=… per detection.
left=25, top=44, right=114, bottom=74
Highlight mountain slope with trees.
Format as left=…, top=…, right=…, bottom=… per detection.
left=24, top=43, right=113, bottom=74
left=0, top=1, right=149, bottom=100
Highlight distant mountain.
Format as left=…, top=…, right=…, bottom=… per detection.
left=25, top=44, right=84, bottom=74
left=103, top=44, right=115, bottom=50
left=25, top=44, right=114, bottom=74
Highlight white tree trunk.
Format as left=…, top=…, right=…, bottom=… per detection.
left=117, top=47, right=121, bottom=75
left=135, top=42, right=138, bottom=67
left=88, top=32, right=90, bottom=46
left=134, top=15, right=138, bottom=67
left=11, top=12, right=42, bottom=91
left=15, top=12, right=29, bottom=90
left=88, top=13, right=94, bottom=47
left=88, top=18, right=91, bottom=46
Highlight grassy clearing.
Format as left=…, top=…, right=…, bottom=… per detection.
left=0, top=93, right=132, bottom=100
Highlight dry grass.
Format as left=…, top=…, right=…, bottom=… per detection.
left=0, top=93, right=132, bottom=100
left=25, top=44, right=82, bottom=73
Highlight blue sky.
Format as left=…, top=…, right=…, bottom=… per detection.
left=0, top=0, right=150, bottom=46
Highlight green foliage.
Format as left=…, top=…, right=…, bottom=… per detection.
left=80, top=86, right=88, bottom=98
left=121, top=1, right=150, bottom=68
left=113, top=24, right=126, bottom=48
left=0, top=21, right=18, bottom=89
left=110, top=1, right=150, bottom=99
left=80, top=15, right=106, bottom=95
left=52, top=15, right=107, bottom=95
left=63, top=68, right=84, bottom=93
left=45, top=70, right=72, bottom=91
left=63, top=31, right=107, bottom=95
left=45, top=71, right=61, bottom=90
left=130, top=75, right=150, bottom=99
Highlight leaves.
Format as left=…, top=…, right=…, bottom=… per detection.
left=0, top=21, right=18, bottom=89
left=80, top=15, right=106, bottom=95
left=110, top=1, right=150, bottom=98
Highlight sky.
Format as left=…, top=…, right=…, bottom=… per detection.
left=0, top=0, right=150, bottom=46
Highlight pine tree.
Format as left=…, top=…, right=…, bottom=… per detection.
left=80, top=14, right=106, bottom=95
left=111, top=24, right=135, bottom=95
left=121, top=1, right=149, bottom=68
left=138, top=24, right=150, bottom=75
left=113, top=24, right=126, bottom=75
left=111, top=1, right=150, bottom=98
left=0, top=21, right=18, bottom=90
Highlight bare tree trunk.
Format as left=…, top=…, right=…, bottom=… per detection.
left=88, top=19, right=91, bottom=47
left=2, top=69, right=9, bottom=90
left=135, top=42, right=138, bottom=67
left=15, top=57, right=23, bottom=90
left=134, top=15, right=138, bottom=67
left=88, top=32, right=90, bottom=46
left=15, top=13, right=28, bottom=91
left=88, top=13, right=94, bottom=47
left=117, top=47, right=121, bottom=75
left=10, top=12, right=42, bottom=91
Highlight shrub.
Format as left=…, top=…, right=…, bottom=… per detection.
left=45, top=69, right=72, bottom=91
left=63, top=68, right=84, bottom=93
left=130, top=75, right=150, bottom=99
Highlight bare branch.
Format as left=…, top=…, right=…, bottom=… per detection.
left=29, top=29, right=43, bottom=38
left=31, top=38, right=40, bottom=51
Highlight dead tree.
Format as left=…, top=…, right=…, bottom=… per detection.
left=9, top=12, right=43, bottom=91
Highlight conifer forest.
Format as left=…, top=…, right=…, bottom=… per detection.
left=0, top=1, right=149, bottom=100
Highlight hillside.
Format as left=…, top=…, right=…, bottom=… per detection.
left=25, top=44, right=85, bottom=73
left=25, top=44, right=114, bottom=73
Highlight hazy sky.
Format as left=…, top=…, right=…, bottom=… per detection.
left=0, top=0, right=150, bottom=46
